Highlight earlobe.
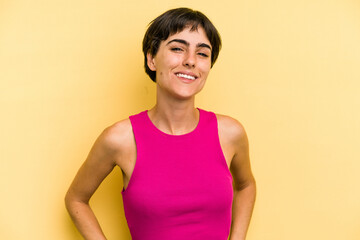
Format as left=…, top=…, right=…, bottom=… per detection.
left=147, top=52, right=156, bottom=71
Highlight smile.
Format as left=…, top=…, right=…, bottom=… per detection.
left=176, top=73, right=196, bottom=80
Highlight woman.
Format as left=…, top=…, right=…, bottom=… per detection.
left=65, top=8, right=256, bottom=240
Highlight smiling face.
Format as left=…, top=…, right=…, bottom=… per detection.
left=146, top=26, right=212, bottom=100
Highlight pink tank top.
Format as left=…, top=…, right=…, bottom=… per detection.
left=122, top=109, right=233, bottom=240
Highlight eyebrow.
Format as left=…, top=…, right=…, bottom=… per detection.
left=166, top=39, right=212, bottom=50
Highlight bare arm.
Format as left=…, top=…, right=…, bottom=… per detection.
left=218, top=116, right=256, bottom=240
left=229, top=121, right=256, bottom=240
left=65, top=122, right=128, bottom=240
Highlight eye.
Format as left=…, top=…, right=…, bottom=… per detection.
left=171, top=47, right=183, bottom=52
left=198, top=52, right=209, bottom=58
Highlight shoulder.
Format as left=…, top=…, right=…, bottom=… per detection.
left=215, top=113, right=247, bottom=139
left=95, top=118, right=134, bottom=155
left=215, top=113, right=248, bottom=146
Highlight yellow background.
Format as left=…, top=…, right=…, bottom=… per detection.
left=1, top=0, right=359, bottom=239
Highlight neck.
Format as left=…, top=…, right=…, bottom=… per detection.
left=148, top=94, right=199, bottom=135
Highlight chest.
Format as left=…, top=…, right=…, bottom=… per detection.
left=118, top=133, right=235, bottom=191
left=126, top=146, right=233, bottom=219
left=122, top=135, right=233, bottom=195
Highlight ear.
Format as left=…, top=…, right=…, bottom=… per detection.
left=147, top=52, right=156, bottom=71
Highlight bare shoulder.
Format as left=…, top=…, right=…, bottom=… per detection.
left=96, top=118, right=134, bottom=155
left=215, top=113, right=248, bottom=145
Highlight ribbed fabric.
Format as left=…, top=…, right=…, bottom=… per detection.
left=122, top=108, right=233, bottom=240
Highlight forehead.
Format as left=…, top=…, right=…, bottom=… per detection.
left=165, top=26, right=211, bottom=45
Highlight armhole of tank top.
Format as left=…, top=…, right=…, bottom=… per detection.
left=213, top=113, right=233, bottom=178
left=121, top=116, right=140, bottom=194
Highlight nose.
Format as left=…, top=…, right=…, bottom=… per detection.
left=183, top=51, right=196, bottom=68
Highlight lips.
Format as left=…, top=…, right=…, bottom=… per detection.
left=175, top=72, right=198, bottom=81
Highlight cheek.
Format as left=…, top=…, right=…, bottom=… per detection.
left=199, top=62, right=211, bottom=76
left=167, top=55, right=182, bottom=67
left=157, top=55, right=180, bottom=72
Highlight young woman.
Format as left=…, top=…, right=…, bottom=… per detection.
left=65, top=8, right=256, bottom=240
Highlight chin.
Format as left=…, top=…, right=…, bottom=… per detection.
left=173, top=89, right=203, bottom=100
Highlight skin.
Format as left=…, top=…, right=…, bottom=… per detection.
left=65, top=26, right=256, bottom=240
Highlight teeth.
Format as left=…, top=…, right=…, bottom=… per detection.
left=176, top=73, right=195, bottom=80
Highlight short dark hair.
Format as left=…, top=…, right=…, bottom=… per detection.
left=142, top=8, right=222, bottom=82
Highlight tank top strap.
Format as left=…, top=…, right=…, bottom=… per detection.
left=129, top=110, right=151, bottom=149
left=197, top=109, right=230, bottom=172
left=197, top=108, right=217, bottom=132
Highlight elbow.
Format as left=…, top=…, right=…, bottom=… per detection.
left=234, top=180, right=257, bottom=202
left=234, top=177, right=256, bottom=192
left=64, top=190, right=87, bottom=213
left=64, top=190, right=74, bottom=212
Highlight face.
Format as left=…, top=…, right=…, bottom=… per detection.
left=147, top=26, right=212, bottom=100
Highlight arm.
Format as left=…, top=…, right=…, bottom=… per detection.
left=218, top=115, right=256, bottom=240
left=228, top=122, right=256, bottom=240
left=65, top=123, right=125, bottom=240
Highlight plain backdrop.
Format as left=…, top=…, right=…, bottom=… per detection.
left=1, top=0, right=359, bottom=239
